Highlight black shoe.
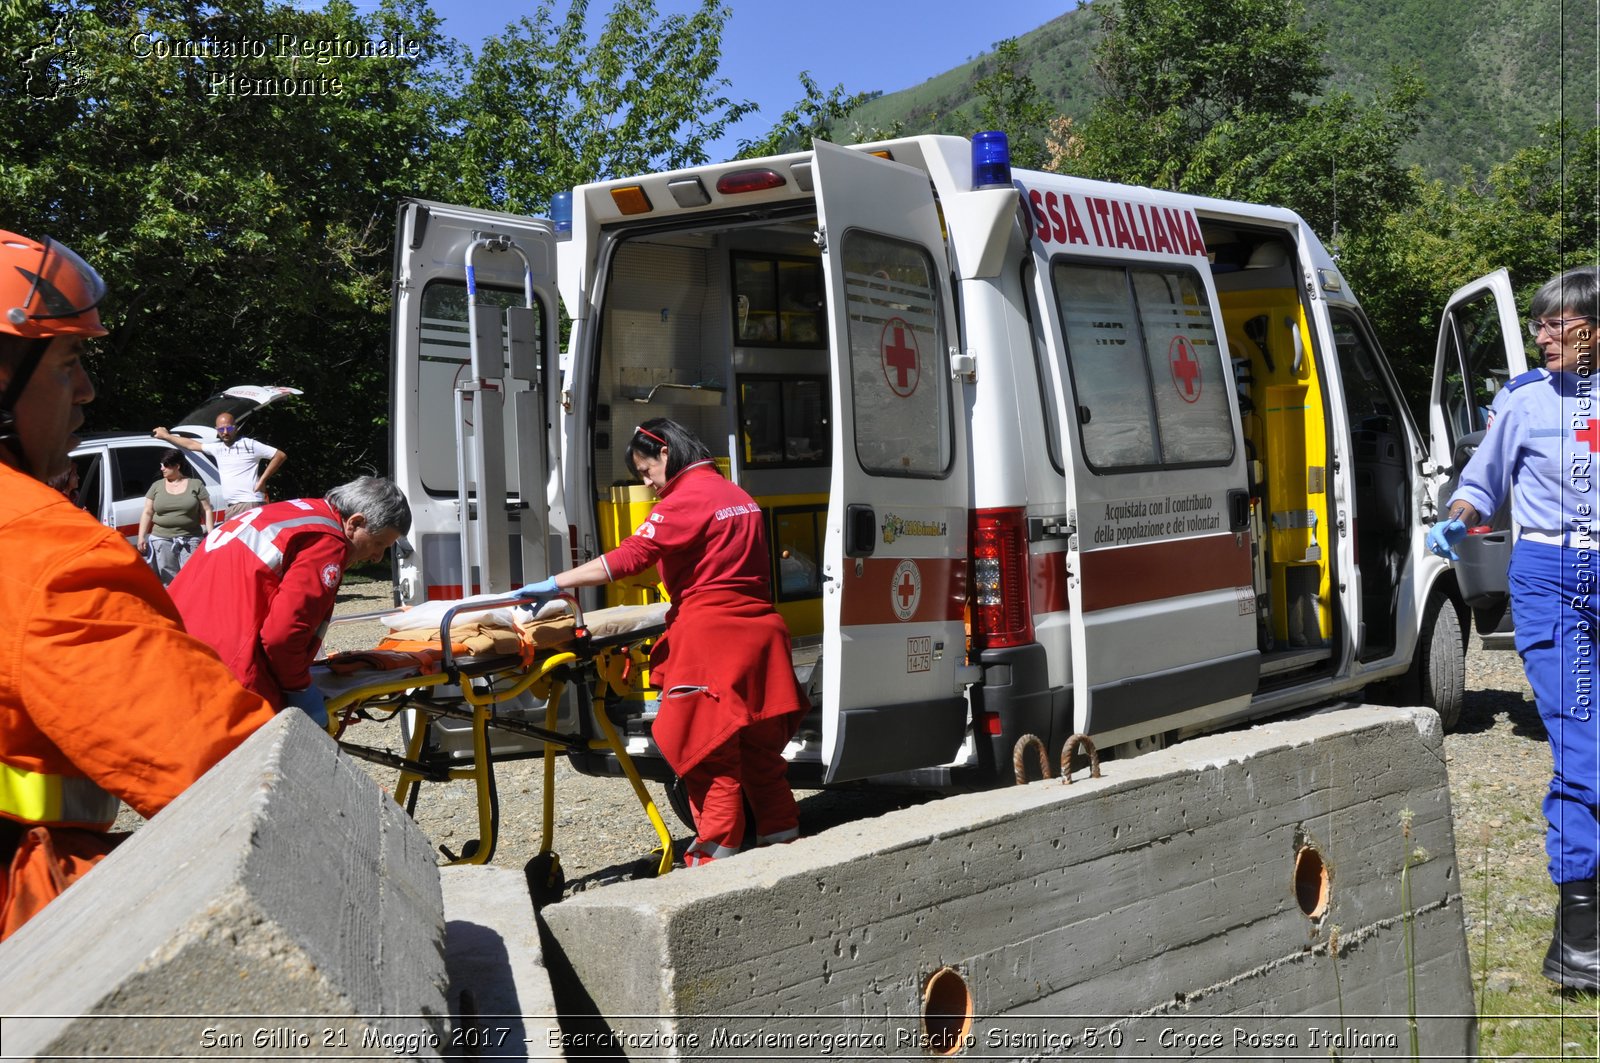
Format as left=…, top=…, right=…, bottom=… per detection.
left=1543, top=880, right=1600, bottom=992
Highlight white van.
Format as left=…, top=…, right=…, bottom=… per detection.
left=389, top=134, right=1517, bottom=791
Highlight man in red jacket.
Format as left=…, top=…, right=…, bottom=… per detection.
left=0, top=229, right=276, bottom=939
left=168, top=477, right=410, bottom=726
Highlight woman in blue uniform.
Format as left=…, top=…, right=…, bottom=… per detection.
left=1430, top=266, right=1600, bottom=991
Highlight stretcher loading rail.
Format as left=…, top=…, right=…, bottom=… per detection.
left=319, top=594, right=675, bottom=901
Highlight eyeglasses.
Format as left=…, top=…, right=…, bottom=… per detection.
left=216, top=425, right=238, bottom=434
left=1527, top=316, right=1597, bottom=337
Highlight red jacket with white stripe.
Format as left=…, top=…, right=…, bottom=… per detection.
left=168, top=498, right=348, bottom=709
left=601, top=463, right=805, bottom=772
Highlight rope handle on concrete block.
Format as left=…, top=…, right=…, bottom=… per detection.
left=1012, top=734, right=1052, bottom=784
left=1060, top=733, right=1101, bottom=785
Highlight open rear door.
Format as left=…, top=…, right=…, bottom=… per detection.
left=391, top=200, right=563, bottom=603
left=812, top=141, right=972, bottom=783
left=1032, top=244, right=1257, bottom=742
left=1427, top=269, right=1528, bottom=624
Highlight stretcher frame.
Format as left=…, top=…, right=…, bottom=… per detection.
left=321, top=595, right=675, bottom=896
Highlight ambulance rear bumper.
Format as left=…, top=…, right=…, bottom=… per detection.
left=971, top=643, right=1063, bottom=785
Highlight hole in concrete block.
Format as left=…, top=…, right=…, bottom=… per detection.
left=921, top=966, right=973, bottom=1056
left=1294, top=845, right=1329, bottom=919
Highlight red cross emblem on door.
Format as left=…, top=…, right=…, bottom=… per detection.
left=1169, top=334, right=1201, bottom=403
left=1577, top=420, right=1600, bottom=453
left=881, top=317, right=920, bottom=398
left=891, top=558, right=922, bottom=621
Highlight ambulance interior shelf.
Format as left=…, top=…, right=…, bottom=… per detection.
left=312, top=593, right=674, bottom=894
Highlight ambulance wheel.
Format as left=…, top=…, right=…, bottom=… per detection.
left=1372, top=592, right=1465, bottom=731
left=524, top=852, right=565, bottom=908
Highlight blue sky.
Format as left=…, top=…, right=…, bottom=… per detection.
left=423, top=1, right=1069, bottom=159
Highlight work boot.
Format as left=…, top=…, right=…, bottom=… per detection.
left=1542, top=880, right=1600, bottom=992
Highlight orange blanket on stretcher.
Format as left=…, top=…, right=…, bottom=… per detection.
left=318, top=614, right=578, bottom=675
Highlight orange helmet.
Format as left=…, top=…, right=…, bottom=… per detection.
left=0, top=230, right=107, bottom=339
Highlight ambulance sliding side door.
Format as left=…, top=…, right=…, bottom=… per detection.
left=1032, top=212, right=1257, bottom=743
left=811, top=140, right=972, bottom=783
left=390, top=199, right=564, bottom=603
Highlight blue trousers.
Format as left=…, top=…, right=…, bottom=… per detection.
left=1510, top=540, right=1600, bottom=883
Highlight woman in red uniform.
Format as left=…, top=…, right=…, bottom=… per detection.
left=521, top=419, right=806, bottom=866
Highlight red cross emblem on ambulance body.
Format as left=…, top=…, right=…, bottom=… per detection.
left=881, top=317, right=920, bottom=398
left=1169, top=334, right=1201, bottom=403
left=1577, top=419, right=1600, bottom=453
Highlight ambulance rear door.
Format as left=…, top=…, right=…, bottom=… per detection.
left=1030, top=195, right=1257, bottom=742
left=811, top=140, right=972, bottom=783
left=390, top=199, right=564, bottom=603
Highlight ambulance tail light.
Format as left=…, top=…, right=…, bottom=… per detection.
left=970, top=507, right=1033, bottom=649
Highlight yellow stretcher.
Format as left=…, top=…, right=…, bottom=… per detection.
left=314, top=595, right=674, bottom=904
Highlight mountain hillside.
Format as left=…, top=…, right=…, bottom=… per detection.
left=845, top=0, right=1597, bottom=179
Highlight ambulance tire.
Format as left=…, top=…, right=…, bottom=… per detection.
left=1372, top=592, right=1465, bottom=731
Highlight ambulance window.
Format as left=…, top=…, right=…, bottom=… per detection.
left=1054, top=262, right=1233, bottom=470
left=737, top=375, right=829, bottom=466
left=841, top=232, right=952, bottom=477
left=1437, top=290, right=1511, bottom=444
left=415, top=282, right=546, bottom=496
left=732, top=253, right=825, bottom=347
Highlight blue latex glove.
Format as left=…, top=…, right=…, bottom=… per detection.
left=1426, top=518, right=1468, bottom=560
left=282, top=685, right=328, bottom=729
left=515, top=576, right=563, bottom=604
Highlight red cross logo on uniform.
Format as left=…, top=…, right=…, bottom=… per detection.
left=1169, top=335, right=1202, bottom=403
left=881, top=317, right=920, bottom=398
left=1577, top=419, right=1600, bottom=453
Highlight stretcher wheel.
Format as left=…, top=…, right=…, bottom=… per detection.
left=665, top=776, right=697, bottom=832
left=525, top=852, right=565, bottom=908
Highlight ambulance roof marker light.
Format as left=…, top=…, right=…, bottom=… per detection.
left=551, top=191, right=572, bottom=241
left=610, top=185, right=653, bottom=216
left=972, top=130, right=1012, bottom=190
left=715, top=169, right=787, bottom=196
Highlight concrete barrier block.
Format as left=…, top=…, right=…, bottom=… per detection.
left=441, top=865, right=562, bottom=1060
left=541, top=705, right=1476, bottom=1058
left=0, top=710, right=449, bottom=1059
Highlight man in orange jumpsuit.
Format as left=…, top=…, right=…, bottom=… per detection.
left=0, top=229, right=276, bottom=941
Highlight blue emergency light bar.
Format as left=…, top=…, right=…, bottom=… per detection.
left=972, top=130, right=1012, bottom=189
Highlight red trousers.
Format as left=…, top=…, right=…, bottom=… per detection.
left=681, top=713, right=801, bottom=858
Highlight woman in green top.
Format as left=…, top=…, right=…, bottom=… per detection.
left=138, top=448, right=213, bottom=585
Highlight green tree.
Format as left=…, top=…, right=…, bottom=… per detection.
left=1343, top=122, right=1600, bottom=400
left=0, top=0, right=463, bottom=497
left=1074, top=0, right=1421, bottom=239
left=452, top=0, right=754, bottom=215
left=973, top=37, right=1054, bottom=170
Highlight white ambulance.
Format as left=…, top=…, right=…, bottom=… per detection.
left=388, top=133, right=1523, bottom=792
